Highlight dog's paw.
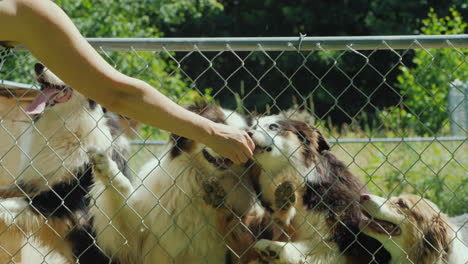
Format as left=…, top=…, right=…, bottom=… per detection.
left=254, top=239, right=283, bottom=262
left=88, top=148, right=110, bottom=176
left=202, top=179, right=226, bottom=208
left=275, top=181, right=296, bottom=211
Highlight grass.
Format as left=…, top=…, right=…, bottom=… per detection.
left=332, top=138, right=466, bottom=216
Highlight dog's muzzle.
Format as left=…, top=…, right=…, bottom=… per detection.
left=250, top=130, right=274, bottom=153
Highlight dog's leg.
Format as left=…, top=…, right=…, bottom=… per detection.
left=252, top=239, right=309, bottom=264
left=0, top=198, right=75, bottom=263
left=89, top=148, right=133, bottom=195
left=88, top=148, right=137, bottom=261
left=272, top=181, right=296, bottom=240
left=0, top=199, right=30, bottom=264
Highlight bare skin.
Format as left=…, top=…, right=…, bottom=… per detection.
left=0, top=0, right=254, bottom=164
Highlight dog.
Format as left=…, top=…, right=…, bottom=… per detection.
left=89, top=102, right=261, bottom=263
left=243, top=114, right=390, bottom=263
left=360, top=194, right=468, bottom=264
left=0, top=63, right=131, bottom=263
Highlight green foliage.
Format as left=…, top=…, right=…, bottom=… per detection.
left=160, top=1, right=467, bottom=127
left=362, top=139, right=467, bottom=216
left=55, top=0, right=159, bottom=37
left=324, top=124, right=467, bottom=216
left=381, top=8, right=468, bottom=136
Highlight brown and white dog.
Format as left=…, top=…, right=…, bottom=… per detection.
left=360, top=194, right=468, bottom=264
left=244, top=115, right=390, bottom=264
left=89, top=102, right=260, bottom=263
left=0, top=63, right=130, bottom=263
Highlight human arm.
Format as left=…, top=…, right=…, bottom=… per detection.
left=0, top=0, right=254, bottom=163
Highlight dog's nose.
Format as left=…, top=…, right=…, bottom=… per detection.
left=34, top=63, right=45, bottom=75
left=360, top=194, right=371, bottom=203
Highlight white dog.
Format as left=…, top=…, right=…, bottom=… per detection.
left=89, top=103, right=260, bottom=263
left=245, top=115, right=390, bottom=264
left=0, top=63, right=130, bottom=263
left=360, top=194, right=468, bottom=264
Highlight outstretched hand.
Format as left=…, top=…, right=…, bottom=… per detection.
left=203, top=122, right=255, bottom=164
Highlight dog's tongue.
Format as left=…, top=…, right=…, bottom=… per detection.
left=24, top=87, right=60, bottom=115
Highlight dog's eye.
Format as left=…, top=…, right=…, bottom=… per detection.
left=268, top=123, right=279, bottom=131
left=396, top=199, right=408, bottom=208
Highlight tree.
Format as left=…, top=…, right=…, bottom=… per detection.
left=157, top=0, right=467, bottom=128
left=381, top=8, right=468, bottom=135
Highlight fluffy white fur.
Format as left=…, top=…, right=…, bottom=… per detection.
left=90, top=106, right=256, bottom=263
left=361, top=194, right=468, bottom=264
left=248, top=115, right=346, bottom=264
left=0, top=66, right=114, bottom=263
left=19, top=69, right=112, bottom=188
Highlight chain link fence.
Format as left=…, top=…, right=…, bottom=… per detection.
left=0, top=35, right=467, bottom=263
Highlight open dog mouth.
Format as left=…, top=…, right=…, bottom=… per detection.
left=25, top=81, right=73, bottom=115
left=202, top=149, right=233, bottom=170
left=254, top=145, right=273, bottom=153
left=361, top=210, right=401, bottom=236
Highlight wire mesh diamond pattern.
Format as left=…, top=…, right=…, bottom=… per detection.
left=0, top=37, right=467, bottom=264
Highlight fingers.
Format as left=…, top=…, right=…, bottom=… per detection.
left=244, top=132, right=255, bottom=152
left=240, top=140, right=253, bottom=162
left=204, top=123, right=254, bottom=164
left=237, top=131, right=254, bottom=163
left=232, top=153, right=243, bottom=165
left=226, top=142, right=249, bottom=165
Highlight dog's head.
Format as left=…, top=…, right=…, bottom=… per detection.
left=169, top=102, right=249, bottom=174
left=360, top=194, right=453, bottom=263
left=0, top=63, right=123, bottom=198
left=248, top=115, right=329, bottom=177
left=25, top=63, right=98, bottom=118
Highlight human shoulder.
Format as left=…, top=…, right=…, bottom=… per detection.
left=0, top=0, right=53, bottom=45
left=0, top=0, right=20, bottom=42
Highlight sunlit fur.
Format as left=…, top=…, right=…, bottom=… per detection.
left=16, top=67, right=113, bottom=190
left=0, top=65, right=127, bottom=263
left=245, top=115, right=389, bottom=264
left=90, top=103, right=259, bottom=263
left=361, top=194, right=468, bottom=264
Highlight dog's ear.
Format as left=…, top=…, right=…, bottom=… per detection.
left=420, top=215, right=450, bottom=261
left=280, top=120, right=329, bottom=154
left=187, top=98, right=209, bottom=114
left=187, top=100, right=226, bottom=124
left=315, top=128, right=330, bottom=154
left=89, top=99, right=98, bottom=110
left=246, top=113, right=258, bottom=128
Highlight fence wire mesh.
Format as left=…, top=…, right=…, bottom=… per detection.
left=0, top=36, right=467, bottom=264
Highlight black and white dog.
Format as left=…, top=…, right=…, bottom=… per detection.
left=0, top=63, right=130, bottom=263
left=89, top=102, right=259, bottom=263
left=245, top=115, right=390, bottom=263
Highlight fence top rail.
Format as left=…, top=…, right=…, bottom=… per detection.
left=14, top=35, right=468, bottom=52
left=130, top=136, right=467, bottom=145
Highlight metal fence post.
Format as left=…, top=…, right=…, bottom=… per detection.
left=449, top=79, right=468, bottom=136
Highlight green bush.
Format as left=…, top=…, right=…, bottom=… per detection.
left=381, top=8, right=468, bottom=136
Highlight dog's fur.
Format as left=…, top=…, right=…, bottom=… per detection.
left=360, top=194, right=468, bottom=264
left=243, top=115, right=390, bottom=263
left=0, top=63, right=131, bottom=263
left=89, top=102, right=261, bottom=263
